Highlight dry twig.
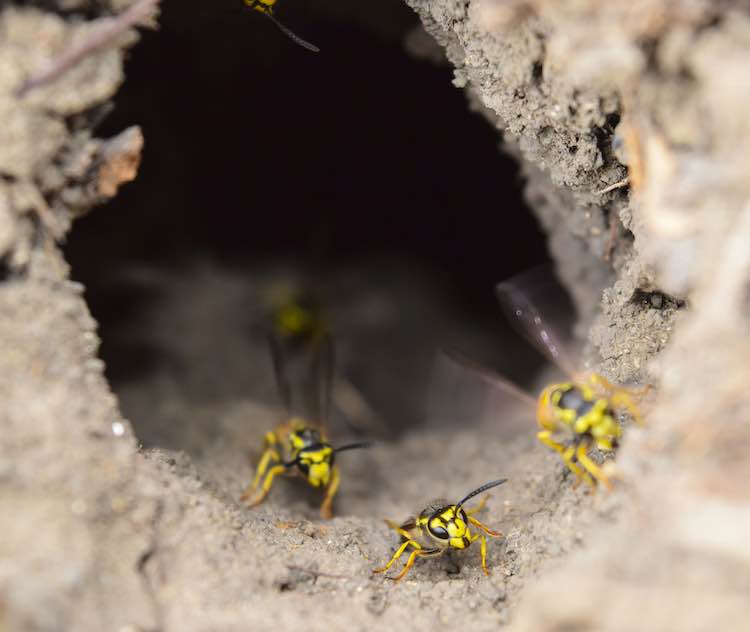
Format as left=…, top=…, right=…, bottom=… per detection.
left=15, top=0, right=161, bottom=98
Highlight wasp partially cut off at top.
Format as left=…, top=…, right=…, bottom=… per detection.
left=448, top=270, right=649, bottom=490
left=374, top=479, right=506, bottom=581
left=244, top=0, right=320, bottom=52
left=240, top=334, right=369, bottom=518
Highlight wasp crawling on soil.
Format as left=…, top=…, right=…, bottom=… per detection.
left=374, top=479, right=507, bottom=581
left=244, top=0, right=320, bottom=52
left=448, top=270, right=649, bottom=490
left=240, top=334, right=369, bottom=519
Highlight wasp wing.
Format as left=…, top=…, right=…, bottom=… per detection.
left=428, top=348, right=537, bottom=438
left=268, top=333, right=293, bottom=417
left=441, top=348, right=537, bottom=409
left=495, top=267, right=580, bottom=379
left=307, top=333, right=334, bottom=432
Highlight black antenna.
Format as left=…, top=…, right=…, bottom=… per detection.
left=333, top=441, right=372, bottom=454
left=456, top=479, right=507, bottom=510
left=265, top=13, right=319, bottom=52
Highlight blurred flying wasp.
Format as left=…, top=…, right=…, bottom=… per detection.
left=240, top=334, right=369, bottom=519
left=446, top=269, right=649, bottom=490
left=271, top=285, right=327, bottom=350
left=374, top=479, right=506, bottom=581
left=261, top=279, right=393, bottom=439
left=244, top=0, right=320, bottom=52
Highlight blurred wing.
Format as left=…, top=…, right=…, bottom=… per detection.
left=495, top=267, right=580, bottom=378
left=268, top=333, right=293, bottom=416
left=441, top=348, right=537, bottom=409
left=331, top=377, right=396, bottom=440
left=307, top=333, right=334, bottom=431
left=428, top=349, right=537, bottom=437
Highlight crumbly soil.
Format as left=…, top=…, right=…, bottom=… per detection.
left=2, top=2, right=750, bottom=631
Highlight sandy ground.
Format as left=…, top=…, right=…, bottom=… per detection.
left=3, top=1, right=750, bottom=631
left=0, top=254, right=625, bottom=631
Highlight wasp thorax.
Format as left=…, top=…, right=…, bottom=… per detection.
left=289, top=424, right=324, bottom=450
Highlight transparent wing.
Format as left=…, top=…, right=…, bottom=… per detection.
left=441, top=348, right=537, bottom=409
left=428, top=348, right=537, bottom=438
left=495, top=266, right=580, bottom=378
left=307, top=333, right=334, bottom=431
left=268, top=333, right=293, bottom=416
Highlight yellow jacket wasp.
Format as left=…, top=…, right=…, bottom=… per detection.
left=244, top=0, right=320, bottom=52
left=447, top=269, right=648, bottom=489
left=240, top=334, right=369, bottom=518
left=374, top=479, right=506, bottom=581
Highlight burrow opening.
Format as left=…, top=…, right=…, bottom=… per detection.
left=65, top=0, right=550, bottom=461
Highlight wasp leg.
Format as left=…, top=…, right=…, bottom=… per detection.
left=240, top=431, right=281, bottom=501
left=537, top=430, right=594, bottom=486
left=373, top=539, right=420, bottom=575
left=319, top=465, right=340, bottom=520
left=244, top=464, right=288, bottom=508
left=469, top=532, right=493, bottom=575
left=465, top=496, right=488, bottom=516
left=563, top=443, right=595, bottom=488
left=588, top=373, right=649, bottom=424
left=575, top=440, right=613, bottom=490
left=468, top=515, right=502, bottom=538
left=391, top=548, right=439, bottom=582
left=383, top=519, right=416, bottom=541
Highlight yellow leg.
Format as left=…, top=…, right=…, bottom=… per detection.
left=588, top=373, right=649, bottom=424
left=384, top=519, right=416, bottom=541
left=466, top=496, right=488, bottom=516
left=243, top=463, right=287, bottom=507
left=562, top=444, right=594, bottom=487
left=479, top=533, right=490, bottom=575
left=575, top=441, right=613, bottom=490
left=319, top=465, right=340, bottom=520
left=240, top=431, right=281, bottom=501
left=538, top=430, right=593, bottom=486
left=609, top=390, right=645, bottom=425
left=468, top=515, right=502, bottom=538
left=373, top=539, right=420, bottom=574
left=468, top=531, right=493, bottom=575
left=391, top=548, right=429, bottom=582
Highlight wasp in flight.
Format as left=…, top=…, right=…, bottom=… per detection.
left=374, top=479, right=506, bottom=581
left=244, top=0, right=320, bottom=52
left=240, top=334, right=369, bottom=518
left=448, top=270, right=648, bottom=490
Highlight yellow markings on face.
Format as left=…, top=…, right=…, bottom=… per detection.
left=424, top=507, right=472, bottom=550
left=298, top=445, right=333, bottom=487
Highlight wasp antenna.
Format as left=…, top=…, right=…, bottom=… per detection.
left=456, top=479, right=507, bottom=510
left=333, top=441, right=372, bottom=454
left=265, top=13, right=320, bottom=52
left=333, top=441, right=372, bottom=453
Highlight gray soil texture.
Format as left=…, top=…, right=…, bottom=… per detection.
left=2, top=1, right=750, bottom=631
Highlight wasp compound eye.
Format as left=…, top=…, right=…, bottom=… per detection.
left=428, top=519, right=450, bottom=540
